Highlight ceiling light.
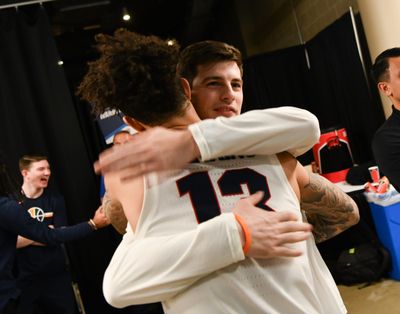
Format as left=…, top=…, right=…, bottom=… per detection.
left=122, top=7, right=131, bottom=21
left=167, top=40, right=176, bottom=46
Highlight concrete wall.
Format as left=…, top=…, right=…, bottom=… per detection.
left=235, top=0, right=359, bottom=56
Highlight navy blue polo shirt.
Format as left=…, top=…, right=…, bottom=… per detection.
left=0, top=196, right=93, bottom=311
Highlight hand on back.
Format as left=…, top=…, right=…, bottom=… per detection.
left=95, top=127, right=199, bottom=181
left=233, top=192, right=312, bottom=259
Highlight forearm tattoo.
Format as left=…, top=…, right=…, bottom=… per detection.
left=300, top=173, right=358, bottom=243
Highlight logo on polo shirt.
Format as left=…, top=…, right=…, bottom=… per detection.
left=27, top=207, right=53, bottom=222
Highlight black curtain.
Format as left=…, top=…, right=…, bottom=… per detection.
left=243, top=45, right=311, bottom=111
left=305, top=13, right=384, bottom=164
left=243, top=45, right=314, bottom=164
left=0, top=6, right=122, bottom=314
left=243, top=12, right=385, bottom=165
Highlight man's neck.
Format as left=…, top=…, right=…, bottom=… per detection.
left=393, top=102, right=400, bottom=112
left=21, top=183, right=44, bottom=199
left=162, top=102, right=201, bottom=129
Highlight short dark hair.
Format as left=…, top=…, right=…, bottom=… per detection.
left=77, top=29, right=188, bottom=126
left=177, top=40, right=243, bottom=86
left=19, top=155, right=48, bottom=171
left=371, top=47, right=400, bottom=84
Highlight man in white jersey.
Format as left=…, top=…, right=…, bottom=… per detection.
left=95, top=39, right=321, bottom=256
left=78, top=30, right=359, bottom=313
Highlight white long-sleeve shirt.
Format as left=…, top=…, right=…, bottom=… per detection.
left=190, top=106, right=320, bottom=160
left=103, top=106, right=323, bottom=309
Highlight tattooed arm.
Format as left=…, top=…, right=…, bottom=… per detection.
left=278, top=152, right=359, bottom=243
left=299, top=172, right=359, bottom=243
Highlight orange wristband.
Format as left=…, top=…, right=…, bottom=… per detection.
left=234, top=214, right=252, bottom=255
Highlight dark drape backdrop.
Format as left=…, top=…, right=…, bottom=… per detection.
left=243, top=45, right=311, bottom=110
left=0, top=6, right=387, bottom=313
left=0, top=6, right=122, bottom=314
left=243, top=12, right=385, bottom=165
left=305, top=13, right=384, bottom=164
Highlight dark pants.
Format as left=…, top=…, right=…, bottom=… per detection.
left=16, top=272, right=78, bottom=314
left=1, top=298, right=18, bottom=314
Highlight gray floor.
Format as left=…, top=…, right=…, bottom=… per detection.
left=339, top=279, right=400, bottom=314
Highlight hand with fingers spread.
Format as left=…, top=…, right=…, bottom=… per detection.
left=232, top=192, right=312, bottom=259
left=95, top=127, right=199, bottom=181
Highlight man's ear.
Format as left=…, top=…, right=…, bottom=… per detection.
left=378, top=81, right=392, bottom=96
left=123, top=116, right=146, bottom=132
left=21, top=169, right=28, bottom=178
left=180, top=78, right=191, bottom=99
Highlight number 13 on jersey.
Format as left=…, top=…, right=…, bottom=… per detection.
left=176, top=167, right=274, bottom=223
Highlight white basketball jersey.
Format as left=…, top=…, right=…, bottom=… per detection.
left=135, top=155, right=346, bottom=314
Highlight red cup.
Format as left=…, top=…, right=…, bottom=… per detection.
left=368, top=166, right=380, bottom=183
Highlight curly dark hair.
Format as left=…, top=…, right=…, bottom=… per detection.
left=177, top=40, right=243, bottom=86
left=77, top=29, right=188, bottom=126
